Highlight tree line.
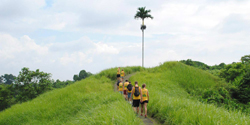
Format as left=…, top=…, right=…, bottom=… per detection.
left=180, top=55, right=250, bottom=112
left=0, top=68, right=92, bottom=111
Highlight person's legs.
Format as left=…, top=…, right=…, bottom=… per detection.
left=128, top=93, right=131, bottom=103
left=123, top=90, right=127, bottom=99
left=133, top=107, right=136, bottom=112
left=126, top=91, right=128, bottom=100
left=133, top=100, right=140, bottom=115
left=144, top=102, right=148, bottom=117
left=141, top=103, right=144, bottom=116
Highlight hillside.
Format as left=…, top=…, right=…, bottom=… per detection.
left=130, top=62, right=250, bottom=124
left=0, top=62, right=250, bottom=125
left=0, top=75, right=141, bottom=124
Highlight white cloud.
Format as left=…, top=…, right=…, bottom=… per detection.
left=0, top=34, right=48, bottom=59
left=1, top=0, right=250, bottom=80
left=92, top=42, right=119, bottom=54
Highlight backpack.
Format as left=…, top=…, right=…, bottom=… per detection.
left=127, top=84, right=132, bottom=91
left=134, top=87, right=140, bottom=97
left=117, top=80, right=120, bottom=86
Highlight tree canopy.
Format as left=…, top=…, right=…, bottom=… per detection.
left=0, top=74, right=16, bottom=84
left=73, top=70, right=92, bottom=81
left=134, top=7, right=153, bottom=25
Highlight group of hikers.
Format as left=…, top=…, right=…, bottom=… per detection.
left=116, top=67, right=149, bottom=118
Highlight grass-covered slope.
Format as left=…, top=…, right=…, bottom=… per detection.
left=0, top=76, right=141, bottom=125
left=130, top=62, right=250, bottom=124
left=1, top=62, right=250, bottom=125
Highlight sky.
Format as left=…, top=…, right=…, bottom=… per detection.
left=0, top=0, right=249, bottom=81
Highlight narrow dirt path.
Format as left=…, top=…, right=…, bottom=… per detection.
left=114, top=73, right=156, bottom=125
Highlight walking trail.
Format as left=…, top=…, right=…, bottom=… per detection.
left=114, top=73, right=158, bottom=125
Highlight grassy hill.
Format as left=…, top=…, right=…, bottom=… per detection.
left=130, top=62, right=250, bottom=124
left=0, top=74, right=141, bottom=124
left=0, top=62, right=250, bottom=125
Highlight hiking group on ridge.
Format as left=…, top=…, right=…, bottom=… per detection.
left=116, top=67, right=149, bottom=118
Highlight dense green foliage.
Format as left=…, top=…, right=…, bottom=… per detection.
left=180, top=59, right=225, bottom=70
left=130, top=62, right=250, bottom=124
left=233, top=70, right=250, bottom=104
left=73, top=70, right=92, bottom=81
left=0, top=68, right=54, bottom=111
left=181, top=55, right=250, bottom=108
left=52, top=79, right=74, bottom=88
left=0, top=84, right=15, bottom=110
left=15, top=67, right=53, bottom=103
left=219, top=62, right=246, bottom=82
left=0, top=74, right=16, bottom=84
left=0, top=75, right=141, bottom=125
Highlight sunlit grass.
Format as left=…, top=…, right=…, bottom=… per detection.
left=0, top=76, right=141, bottom=125
left=1, top=62, right=249, bottom=125
left=129, top=61, right=250, bottom=124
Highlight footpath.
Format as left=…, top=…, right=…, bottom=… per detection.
left=114, top=73, right=156, bottom=125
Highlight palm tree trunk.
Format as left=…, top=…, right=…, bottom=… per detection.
left=142, top=28, right=144, bottom=67
left=142, top=19, right=144, bottom=25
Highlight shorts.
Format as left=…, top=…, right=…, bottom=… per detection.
left=133, top=100, right=140, bottom=107
left=128, top=93, right=132, bottom=99
left=141, top=100, right=149, bottom=104
left=117, top=74, right=120, bottom=78
left=119, top=91, right=123, bottom=94
left=123, top=90, right=127, bottom=95
left=121, top=76, right=124, bottom=79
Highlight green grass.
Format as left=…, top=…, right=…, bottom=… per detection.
left=129, top=62, right=250, bottom=124
left=1, top=62, right=250, bottom=125
left=0, top=76, right=141, bottom=125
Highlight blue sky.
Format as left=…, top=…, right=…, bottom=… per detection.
left=0, top=0, right=250, bottom=80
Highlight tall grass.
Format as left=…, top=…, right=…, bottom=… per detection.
left=129, top=62, right=250, bottom=124
left=0, top=76, right=141, bottom=125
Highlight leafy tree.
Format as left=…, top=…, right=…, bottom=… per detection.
left=0, top=74, right=16, bottom=84
left=15, top=67, right=52, bottom=102
left=53, top=79, right=74, bottom=88
left=180, top=59, right=210, bottom=70
left=241, top=55, right=250, bottom=64
left=233, top=70, right=250, bottom=104
left=0, top=76, right=3, bottom=83
left=73, top=70, right=92, bottom=81
left=219, top=63, right=226, bottom=68
left=0, top=84, right=14, bottom=111
left=73, top=75, right=79, bottom=81
left=219, top=62, right=245, bottom=82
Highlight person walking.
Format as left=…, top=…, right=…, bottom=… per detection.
left=140, top=83, right=149, bottom=118
left=118, top=80, right=123, bottom=95
left=131, top=81, right=141, bottom=115
left=123, top=80, right=129, bottom=100
left=120, top=69, right=125, bottom=81
left=116, top=79, right=121, bottom=91
left=117, top=67, right=120, bottom=80
left=127, top=81, right=133, bottom=104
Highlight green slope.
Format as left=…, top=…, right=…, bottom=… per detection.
left=129, top=62, right=250, bottom=124
left=0, top=75, right=141, bottom=125
left=1, top=62, right=250, bottom=125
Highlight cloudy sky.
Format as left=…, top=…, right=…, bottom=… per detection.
left=0, top=0, right=249, bottom=80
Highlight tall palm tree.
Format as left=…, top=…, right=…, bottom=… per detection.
left=134, top=7, right=153, bottom=67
